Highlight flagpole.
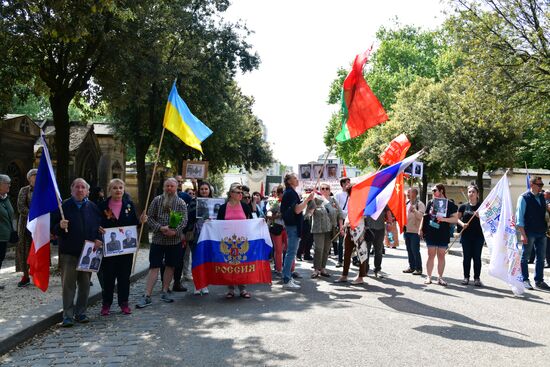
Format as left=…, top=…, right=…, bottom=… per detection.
left=445, top=212, right=477, bottom=253
left=55, top=196, right=68, bottom=233
left=132, top=127, right=167, bottom=273
left=313, top=142, right=335, bottom=191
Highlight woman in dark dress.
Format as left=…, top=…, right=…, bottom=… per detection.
left=419, top=183, right=458, bottom=286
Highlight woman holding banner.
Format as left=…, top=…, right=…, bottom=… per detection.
left=217, top=183, right=253, bottom=299
left=457, top=184, right=484, bottom=287
left=98, top=179, right=141, bottom=315
left=419, top=183, right=458, bottom=286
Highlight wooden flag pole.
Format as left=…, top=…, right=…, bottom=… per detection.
left=313, top=142, right=335, bottom=191
left=446, top=211, right=477, bottom=254
left=132, top=127, right=166, bottom=273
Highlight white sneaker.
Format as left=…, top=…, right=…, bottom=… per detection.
left=290, top=278, right=301, bottom=286
left=201, top=287, right=209, bottom=295
left=523, top=280, right=534, bottom=290
left=193, top=289, right=201, bottom=296
left=283, top=280, right=301, bottom=290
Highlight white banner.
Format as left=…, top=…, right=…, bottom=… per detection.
left=478, top=174, right=525, bottom=295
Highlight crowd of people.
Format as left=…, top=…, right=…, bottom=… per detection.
left=0, top=170, right=549, bottom=328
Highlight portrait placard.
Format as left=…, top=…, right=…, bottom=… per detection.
left=77, top=241, right=103, bottom=272
left=433, top=198, right=448, bottom=218
left=103, top=225, right=138, bottom=257
left=312, top=164, right=325, bottom=180
left=412, top=161, right=423, bottom=178
left=196, top=198, right=226, bottom=220
left=299, top=164, right=312, bottom=180
left=326, top=164, right=338, bottom=180
left=182, top=160, right=209, bottom=179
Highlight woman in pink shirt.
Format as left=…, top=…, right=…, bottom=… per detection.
left=217, top=183, right=252, bottom=298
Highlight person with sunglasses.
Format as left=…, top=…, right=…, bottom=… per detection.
left=307, top=183, right=344, bottom=279
left=516, top=176, right=549, bottom=290
left=217, top=183, right=253, bottom=298
left=419, top=183, right=458, bottom=286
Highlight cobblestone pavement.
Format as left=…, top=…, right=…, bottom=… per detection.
left=2, top=244, right=550, bottom=367
left=0, top=246, right=150, bottom=326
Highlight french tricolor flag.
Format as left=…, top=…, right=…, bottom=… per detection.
left=26, top=132, right=61, bottom=292
left=348, top=151, right=422, bottom=229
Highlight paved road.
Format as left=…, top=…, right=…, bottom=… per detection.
left=2, top=246, right=550, bottom=367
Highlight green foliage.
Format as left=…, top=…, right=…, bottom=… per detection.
left=324, top=25, right=459, bottom=169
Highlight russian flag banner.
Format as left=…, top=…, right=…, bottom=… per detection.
left=26, top=133, right=61, bottom=292
left=348, top=151, right=422, bottom=229
left=192, top=219, right=273, bottom=290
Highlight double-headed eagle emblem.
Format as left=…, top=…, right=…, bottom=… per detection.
left=220, top=234, right=250, bottom=264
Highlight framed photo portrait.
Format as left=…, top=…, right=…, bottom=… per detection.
left=77, top=241, right=103, bottom=272
left=196, top=198, right=226, bottom=220
left=412, top=161, right=423, bottom=178
left=312, top=164, right=325, bottom=180
left=103, top=225, right=138, bottom=257
left=182, top=160, right=209, bottom=179
left=299, top=164, right=312, bottom=180
left=326, top=164, right=338, bottom=180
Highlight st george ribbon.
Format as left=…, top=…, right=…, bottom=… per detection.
left=192, top=218, right=273, bottom=289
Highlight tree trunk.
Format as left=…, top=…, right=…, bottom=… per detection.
left=50, top=95, right=72, bottom=198
left=476, top=164, right=485, bottom=201
left=421, top=172, right=429, bottom=204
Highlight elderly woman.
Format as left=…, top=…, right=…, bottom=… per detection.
left=217, top=182, right=253, bottom=299
left=97, top=179, right=141, bottom=316
left=1, top=174, right=15, bottom=290
left=16, top=169, right=38, bottom=287
left=308, top=183, right=344, bottom=279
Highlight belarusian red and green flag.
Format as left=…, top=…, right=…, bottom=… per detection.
left=336, top=48, right=388, bottom=142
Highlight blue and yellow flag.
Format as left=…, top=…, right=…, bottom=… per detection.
left=163, top=82, right=213, bottom=153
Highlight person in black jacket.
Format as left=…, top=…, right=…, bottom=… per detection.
left=97, top=179, right=141, bottom=316
left=51, top=178, right=102, bottom=327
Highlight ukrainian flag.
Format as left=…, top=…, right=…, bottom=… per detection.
left=163, top=82, right=213, bottom=153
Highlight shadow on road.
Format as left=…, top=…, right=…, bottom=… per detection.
left=413, top=324, right=544, bottom=348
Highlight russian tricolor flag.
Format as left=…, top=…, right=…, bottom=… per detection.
left=192, top=219, right=273, bottom=290
left=26, top=133, right=61, bottom=292
left=348, top=151, right=422, bottom=229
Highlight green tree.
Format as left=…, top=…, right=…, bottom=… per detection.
left=96, top=0, right=271, bottom=207
left=1, top=0, right=136, bottom=196
left=324, top=25, right=460, bottom=169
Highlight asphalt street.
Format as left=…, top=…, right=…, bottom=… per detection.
left=2, top=246, right=550, bottom=367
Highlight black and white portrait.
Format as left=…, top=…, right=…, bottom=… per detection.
left=103, top=225, right=138, bottom=257
left=77, top=241, right=103, bottom=272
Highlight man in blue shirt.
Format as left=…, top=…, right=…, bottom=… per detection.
left=516, top=176, right=549, bottom=290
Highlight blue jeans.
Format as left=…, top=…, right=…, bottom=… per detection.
left=283, top=225, right=300, bottom=283
left=404, top=233, right=422, bottom=271
left=521, top=233, right=547, bottom=283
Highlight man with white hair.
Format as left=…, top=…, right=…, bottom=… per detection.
left=51, top=178, right=103, bottom=327
left=137, top=178, right=188, bottom=308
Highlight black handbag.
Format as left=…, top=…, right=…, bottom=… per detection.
left=269, top=223, right=284, bottom=236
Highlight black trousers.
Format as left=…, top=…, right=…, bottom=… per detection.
left=298, top=220, right=313, bottom=258
left=461, top=236, right=484, bottom=279
left=101, top=254, right=133, bottom=306
left=365, top=228, right=385, bottom=272
left=0, top=241, right=6, bottom=269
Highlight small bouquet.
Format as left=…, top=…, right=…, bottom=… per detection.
left=169, top=210, right=183, bottom=229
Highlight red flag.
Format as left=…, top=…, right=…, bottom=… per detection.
left=336, top=47, right=389, bottom=141
left=260, top=181, right=265, bottom=196
left=387, top=173, right=407, bottom=233
left=342, top=164, right=347, bottom=177
left=379, top=134, right=411, bottom=166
